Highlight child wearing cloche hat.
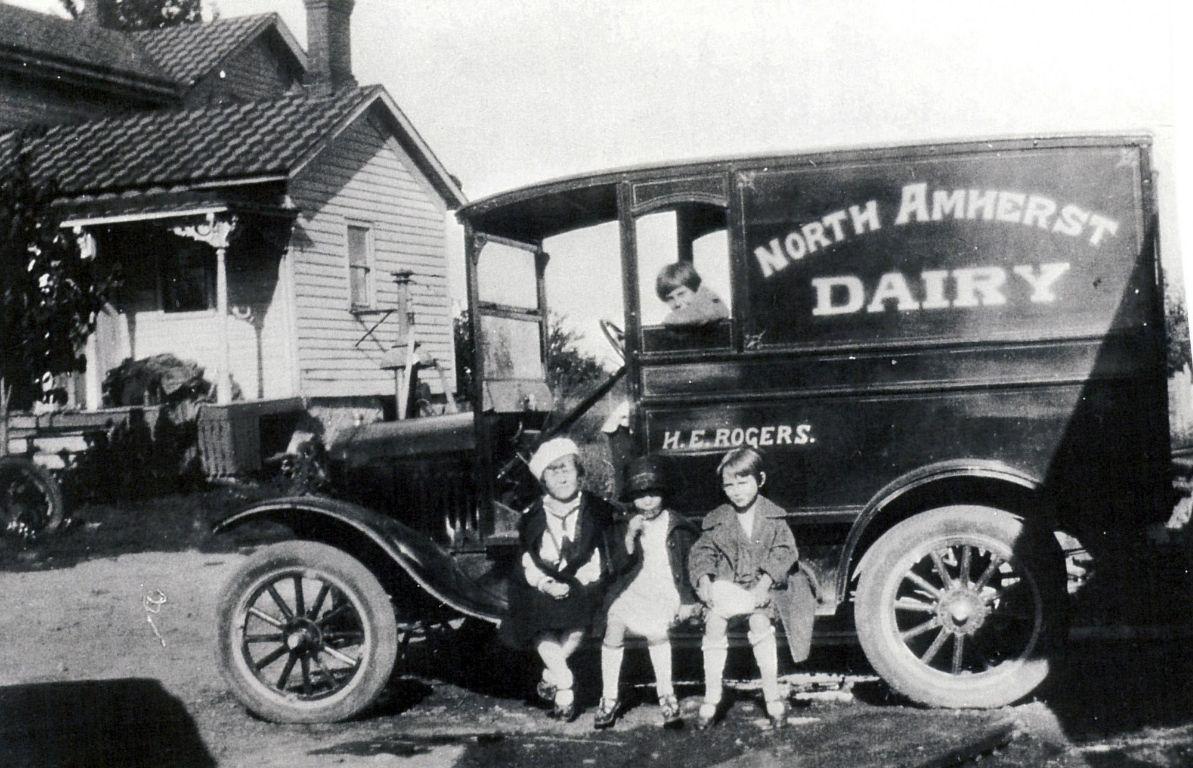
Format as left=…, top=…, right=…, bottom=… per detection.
left=500, top=436, right=621, bottom=723
left=593, top=454, right=700, bottom=730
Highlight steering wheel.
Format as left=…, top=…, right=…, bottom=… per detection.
left=599, top=319, right=625, bottom=362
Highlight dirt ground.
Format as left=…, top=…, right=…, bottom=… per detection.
left=0, top=541, right=1191, bottom=768
left=1, top=487, right=1191, bottom=767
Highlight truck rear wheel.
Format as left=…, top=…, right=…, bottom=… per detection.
left=854, top=505, right=1066, bottom=708
left=217, top=541, right=398, bottom=723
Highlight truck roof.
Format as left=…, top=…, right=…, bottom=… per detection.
left=456, top=133, right=1151, bottom=244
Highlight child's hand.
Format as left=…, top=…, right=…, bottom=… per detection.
left=676, top=603, right=702, bottom=623
left=695, top=576, right=713, bottom=605
left=541, top=579, right=570, bottom=599
left=749, top=580, right=772, bottom=608
left=626, top=515, right=646, bottom=537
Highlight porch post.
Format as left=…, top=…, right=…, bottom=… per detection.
left=74, top=227, right=102, bottom=409
left=172, top=214, right=238, bottom=404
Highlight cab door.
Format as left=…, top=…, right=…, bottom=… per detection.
left=619, top=172, right=742, bottom=513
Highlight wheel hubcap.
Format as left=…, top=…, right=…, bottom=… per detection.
left=891, top=541, right=1043, bottom=676
left=285, top=619, right=322, bottom=651
left=238, top=572, right=367, bottom=701
left=937, top=589, right=988, bottom=635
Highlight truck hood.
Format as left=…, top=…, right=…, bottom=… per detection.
left=331, top=412, right=475, bottom=466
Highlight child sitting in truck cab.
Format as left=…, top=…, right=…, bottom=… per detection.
left=656, top=261, right=729, bottom=327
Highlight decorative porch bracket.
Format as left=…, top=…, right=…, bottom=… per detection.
left=172, top=213, right=240, bottom=404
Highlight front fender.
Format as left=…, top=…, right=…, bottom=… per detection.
left=838, top=459, right=1042, bottom=602
left=215, top=496, right=505, bottom=624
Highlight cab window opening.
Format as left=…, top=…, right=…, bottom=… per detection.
left=635, top=205, right=732, bottom=351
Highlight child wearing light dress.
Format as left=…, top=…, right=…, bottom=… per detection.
left=594, top=455, right=700, bottom=729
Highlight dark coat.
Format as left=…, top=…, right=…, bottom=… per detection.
left=688, top=495, right=817, bottom=663
left=605, top=509, right=700, bottom=608
left=688, top=496, right=797, bottom=588
left=499, top=493, right=621, bottom=648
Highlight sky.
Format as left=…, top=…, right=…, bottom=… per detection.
left=11, top=0, right=1192, bottom=363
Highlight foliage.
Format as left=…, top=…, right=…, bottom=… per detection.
left=452, top=308, right=474, bottom=398
left=452, top=309, right=609, bottom=404
left=545, top=313, right=609, bottom=402
left=1165, top=278, right=1192, bottom=376
left=59, top=0, right=202, bottom=29
left=1, top=138, right=119, bottom=410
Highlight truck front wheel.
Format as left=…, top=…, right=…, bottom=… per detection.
left=217, top=541, right=399, bottom=723
left=854, top=505, right=1067, bottom=708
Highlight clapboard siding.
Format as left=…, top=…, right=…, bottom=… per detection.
left=289, top=112, right=454, bottom=399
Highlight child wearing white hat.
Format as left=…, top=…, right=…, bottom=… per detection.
left=500, top=437, right=620, bottom=722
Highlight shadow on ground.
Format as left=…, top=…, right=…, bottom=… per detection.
left=0, top=677, right=215, bottom=768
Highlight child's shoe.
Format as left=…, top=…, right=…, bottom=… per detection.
left=765, top=699, right=787, bottom=730
left=592, top=698, right=619, bottom=729
left=695, top=700, right=723, bottom=729
left=659, top=694, right=682, bottom=729
left=550, top=699, right=578, bottom=723
left=534, top=679, right=556, bottom=704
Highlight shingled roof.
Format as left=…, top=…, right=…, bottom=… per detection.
left=0, top=4, right=305, bottom=96
left=0, top=84, right=466, bottom=208
left=0, top=3, right=172, bottom=91
left=2, top=86, right=374, bottom=195
left=130, top=13, right=303, bottom=87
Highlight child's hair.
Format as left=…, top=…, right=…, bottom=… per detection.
left=717, top=446, right=764, bottom=482
left=655, top=261, right=702, bottom=301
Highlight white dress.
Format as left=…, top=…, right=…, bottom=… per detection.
left=608, top=511, right=681, bottom=638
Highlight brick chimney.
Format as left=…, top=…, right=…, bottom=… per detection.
left=78, top=0, right=106, bottom=26
left=304, top=0, right=356, bottom=90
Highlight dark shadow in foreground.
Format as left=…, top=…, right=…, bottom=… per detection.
left=0, top=678, right=214, bottom=768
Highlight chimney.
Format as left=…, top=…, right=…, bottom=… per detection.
left=79, top=0, right=106, bottom=26
left=304, top=0, right=357, bottom=90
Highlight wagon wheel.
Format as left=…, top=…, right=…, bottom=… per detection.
left=217, top=541, right=398, bottom=723
left=0, top=456, right=66, bottom=542
left=854, top=505, right=1067, bottom=708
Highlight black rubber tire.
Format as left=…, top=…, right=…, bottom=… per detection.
left=854, top=505, right=1067, bottom=709
left=0, top=456, right=66, bottom=539
left=217, top=541, right=398, bottom=723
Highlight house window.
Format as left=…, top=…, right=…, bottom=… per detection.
left=347, top=224, right=374, bottom=310
left=161, top=240, right=216, bottom=313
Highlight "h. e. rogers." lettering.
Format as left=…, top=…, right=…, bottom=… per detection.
left=661, top=423, right=813, bottom=451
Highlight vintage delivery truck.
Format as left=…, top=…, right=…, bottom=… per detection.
left=214, top=134, right=1189, bottom=722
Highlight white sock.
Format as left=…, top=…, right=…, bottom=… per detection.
left=702, top=642, right=727, bottom=704
left=536, top=637, right=574, bottom=692
left=555, top=686, right=575, bottom=707
left=648, top=641, right=674, bottom=699
left=601, top=645, right=624, bottom=702
left=750, top=628, right=780, bottom=703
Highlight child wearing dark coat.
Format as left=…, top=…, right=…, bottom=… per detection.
left=689, top=446, right=798, bottom=729
left=500, top=437, right=620, bottom=722
left=656, top=261, right=729, bottom=327
left=593, top=455, right=700, bottom=730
